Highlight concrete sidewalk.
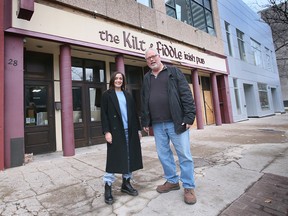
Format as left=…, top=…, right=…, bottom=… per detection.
left=0, top=114, right=288, bottom=216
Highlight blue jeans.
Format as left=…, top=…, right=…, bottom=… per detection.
left=103, top=129, right=132, bottom=186
left=152, top=121, right=195, bottom=189
left=103, top=173, right=132, bottom=186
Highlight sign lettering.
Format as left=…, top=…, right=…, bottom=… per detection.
left=98, top=30, right=206, bottom=65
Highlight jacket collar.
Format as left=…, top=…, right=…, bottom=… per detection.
left=108, top=89, right=122, bottom=117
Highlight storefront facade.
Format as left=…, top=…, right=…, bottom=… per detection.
left=1, top=0, right=233, bottom=169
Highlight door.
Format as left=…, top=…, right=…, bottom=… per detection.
left=271, top=87, right=278, bottom=112
left=201, top=76, right=215, bottom=125
left=72, top=57, right=107, bottom=147
left=243, top=83, right=256, bottom=117
left=24, top=82, right=56, bottom=154
left=24, top=51, right=56, bottom=154
left=73, top=84, right=106, bottom=147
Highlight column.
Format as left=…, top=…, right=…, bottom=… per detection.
left=60, top=45, right=75, bottom=156
left=4, top=35, right=25, bottom=168
left=211, top=73, right=222, bottom=126
left=192, top=69, right=204, bottom=129
left=219, top=75, right=233, bottom=123
left=115, top=54, right=125, bottom=74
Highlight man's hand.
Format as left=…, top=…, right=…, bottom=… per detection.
left=143, top=127, right=149, bottom=133
left=182, top=123, right=192, bottom=130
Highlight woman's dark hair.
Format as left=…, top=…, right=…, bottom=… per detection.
left=109, top=71, right=126, bottom=90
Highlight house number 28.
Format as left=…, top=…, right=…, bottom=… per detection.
left=8, top=59, right=18, bottom=66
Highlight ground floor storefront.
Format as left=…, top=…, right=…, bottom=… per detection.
left=1, top=35, right=233, bottom=169
left=0, top=0, right=232, bottom=169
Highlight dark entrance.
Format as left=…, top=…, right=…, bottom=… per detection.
left=24, top=51, right=56, bottom=154
left=72, top=57, right=107, bottom=147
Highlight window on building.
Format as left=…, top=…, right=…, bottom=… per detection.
left=225, top=21, right=233, bottom=56
left=136, top=0, right=152, bottom=7
left=71, top=58, right=105, bottom=83
left=233, top=78, right=241, bottom=114
left=165, top=0, right=215, bottom=35
left=165, top=0, right=177, bottom=18
left=264, top=47, right=272, bottom=71
left=250, top=38, right=262, bottom=66
left=236, top=29, right=246, bottom=61
left=25, top=86, right=48, bottom=126
left=270, top=50, right=275, bottom=73
left=258, top=83, right=270, bottom=110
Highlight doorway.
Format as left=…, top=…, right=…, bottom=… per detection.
left=72, top=57, right=107, bottom=147
left=243, top=83, right=256, bottom=117
left=200, top=76, right=215, bottom=125
left=24, top=51, right=56, bottom=154
left=271, top=87, right=278, bottom=112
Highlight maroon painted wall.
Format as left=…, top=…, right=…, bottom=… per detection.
left=4, top=35, right=25, bottom=168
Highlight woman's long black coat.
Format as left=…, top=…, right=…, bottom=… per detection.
left=101, top=89, right=143, bottom=174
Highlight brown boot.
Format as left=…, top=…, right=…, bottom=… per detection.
left=184, top=188, right=197, bottom=205
left=156, top=181, right=180, bottom=193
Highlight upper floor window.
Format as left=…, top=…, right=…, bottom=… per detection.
left=264, top=47, right=272, bottom=71
left=250, top=38, right=262, bottom=66
left=136, top=0, right=152, bottom=7
left=225, top=21, right=233, bottom=56
left=165, top=0, right=215, bottom=35
left=165, top=0, right=177, bottom=18
left=236, top=29, right=246, bottom=61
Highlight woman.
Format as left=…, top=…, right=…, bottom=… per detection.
left=101, top=71, right=143, bottom=205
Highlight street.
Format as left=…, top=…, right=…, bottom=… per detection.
left=0, top=113, right=287, bottom=215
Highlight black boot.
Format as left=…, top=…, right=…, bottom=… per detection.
left=121, top=178, right=138, bottom=196
left=104, top=183, right=113, bottom=204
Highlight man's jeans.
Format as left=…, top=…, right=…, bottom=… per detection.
left=152, top=121, right=195, bottom=189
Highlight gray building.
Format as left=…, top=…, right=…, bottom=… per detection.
left=218, top=0, right=285, bottom=122
left=260, top=3, right=288, bottom=110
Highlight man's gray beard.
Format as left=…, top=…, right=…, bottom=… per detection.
left=150, top=64, right=159, bottom=71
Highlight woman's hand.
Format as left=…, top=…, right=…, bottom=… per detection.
left=105, top=132, right=112, bottom=144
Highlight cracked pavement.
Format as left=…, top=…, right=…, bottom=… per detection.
left=0, top=113, right=287, bottom=215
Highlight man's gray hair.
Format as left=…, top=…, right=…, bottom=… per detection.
left=145, top=47, right=159, bottom=57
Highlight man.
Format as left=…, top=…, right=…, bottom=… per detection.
left=141, top=48, right=197, bottom=205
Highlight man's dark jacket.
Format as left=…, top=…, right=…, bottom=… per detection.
left=141, top=65, right=196, bottom=134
